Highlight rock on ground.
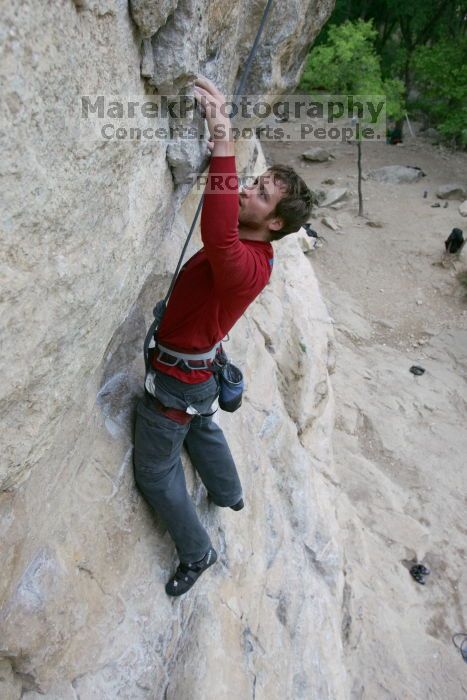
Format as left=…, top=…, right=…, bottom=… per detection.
left=368, top=165, right=425, bottom=184
left=321, top=216, right=340, bottom=231
left=320, top=187, right=349, bottom=208
left=436, top=184, right=467, bottom=200
left=302, top=147, right=333, bottom=162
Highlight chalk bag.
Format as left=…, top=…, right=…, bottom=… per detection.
left=218, top=362, right=244, bottom=413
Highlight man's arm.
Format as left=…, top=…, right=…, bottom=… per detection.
left=194, top=77, right=235, bottom=158
left=194, top=78, right=259, bottom=292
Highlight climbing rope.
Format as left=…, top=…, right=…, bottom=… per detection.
left=144, top=0, right=275, bottom=370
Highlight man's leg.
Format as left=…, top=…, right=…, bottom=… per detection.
left=184, top=413, right=243, bottom=507
left=133, top=398, right=212, bottom=563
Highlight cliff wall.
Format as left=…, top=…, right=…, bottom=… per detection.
left=0, top=1, right=345, bottom=697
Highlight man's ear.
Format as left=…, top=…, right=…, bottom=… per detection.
left=267, top=216, right=284, bottom=232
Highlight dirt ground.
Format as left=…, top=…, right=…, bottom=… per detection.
left=263, top=126, right=467, bottom=699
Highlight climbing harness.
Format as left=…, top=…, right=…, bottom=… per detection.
left=143, top=0, right=275, bottom=383
left=155, top=341, right=222, bottom=369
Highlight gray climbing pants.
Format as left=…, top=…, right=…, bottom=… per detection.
left=133, top=371, right=243, bottom=564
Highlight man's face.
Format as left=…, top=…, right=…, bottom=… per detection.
left=238, top=171, right=287, bottom=231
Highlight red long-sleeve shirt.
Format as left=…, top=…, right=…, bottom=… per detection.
left=153, top=155, right=274, bottom=383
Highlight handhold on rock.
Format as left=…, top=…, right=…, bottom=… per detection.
left=130, top=0, right=178, bottom=38
left=431, top=203, right=441, bottom=208
left=459, top=201, right=467, bottom=217
left=409, top=365, right=425, bottom=376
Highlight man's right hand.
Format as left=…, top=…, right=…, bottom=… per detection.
left=194, top=76, right=235, bottom=157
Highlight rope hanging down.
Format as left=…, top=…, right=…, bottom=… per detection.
left=144, top=0, right=275, bottom=370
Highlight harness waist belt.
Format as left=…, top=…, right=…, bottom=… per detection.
left=156, top=342, right=221, bottom=362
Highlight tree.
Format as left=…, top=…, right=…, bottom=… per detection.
left=302, top=0, right=467, bottom=145
left=413, top=38, right=467, bottom=146
left=300, top=19, right=405, bottom=119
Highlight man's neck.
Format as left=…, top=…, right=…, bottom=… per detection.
left=238, top=226, right=270, bottom=242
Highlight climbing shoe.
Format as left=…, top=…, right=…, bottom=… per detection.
left=230, top=498, right=244, bottom=511
left=165, top=547, right=218, bottom=597
left=207, top=493, right=244, bottom=510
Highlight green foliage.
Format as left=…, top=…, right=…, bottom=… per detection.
left=299, top=19, right=405, bottom=119
left=382, top=78, right=405, bottom=121
left=413, top=38, right=467, bottom=145
left=300, top=0, right=467, bottom=145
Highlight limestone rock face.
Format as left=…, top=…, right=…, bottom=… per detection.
left=130, top=0, right=179, bottom=38
left=137, top=0, right=334, bottom=94
left=0, top=0, right=340, bottom=697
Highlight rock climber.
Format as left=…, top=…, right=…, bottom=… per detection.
left=133, top=76, right=312, bottom=596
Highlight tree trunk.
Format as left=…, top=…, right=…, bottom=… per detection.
left=357, top=138, right=363, bottom=217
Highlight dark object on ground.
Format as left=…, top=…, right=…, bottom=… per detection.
left=165, top=547, right=218, bottom=596
left=445, top=228, right=465, bottom=254
left=410, top=365, right=425, bottom=376
left=387, top=123, right=402, bottom=145
left=410, top=563, right=430, bottom=584
left=431, top=203, right=441, bottom=208
left=303, top=223, right=319, bottom=238
left=230, top=498, right=244, bottom=511
left=444, top=202, right=449, bottom=208
left=452, top=634, right=467, bottom=664
left=423, top=190, right=428, bottom=198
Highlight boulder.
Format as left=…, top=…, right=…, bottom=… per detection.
left=302, top=147, right=333, bottom=162
left=436, top=184, right=467, bottom=201
left=421, top=127, right=441, bottom=141
left=368, top=166, right=425, bottom=184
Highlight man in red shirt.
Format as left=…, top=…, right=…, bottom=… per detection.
left=134, top=77, right=312, bottom=596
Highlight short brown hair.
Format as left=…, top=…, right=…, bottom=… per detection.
left=267, top=165, right=313, bottom=240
